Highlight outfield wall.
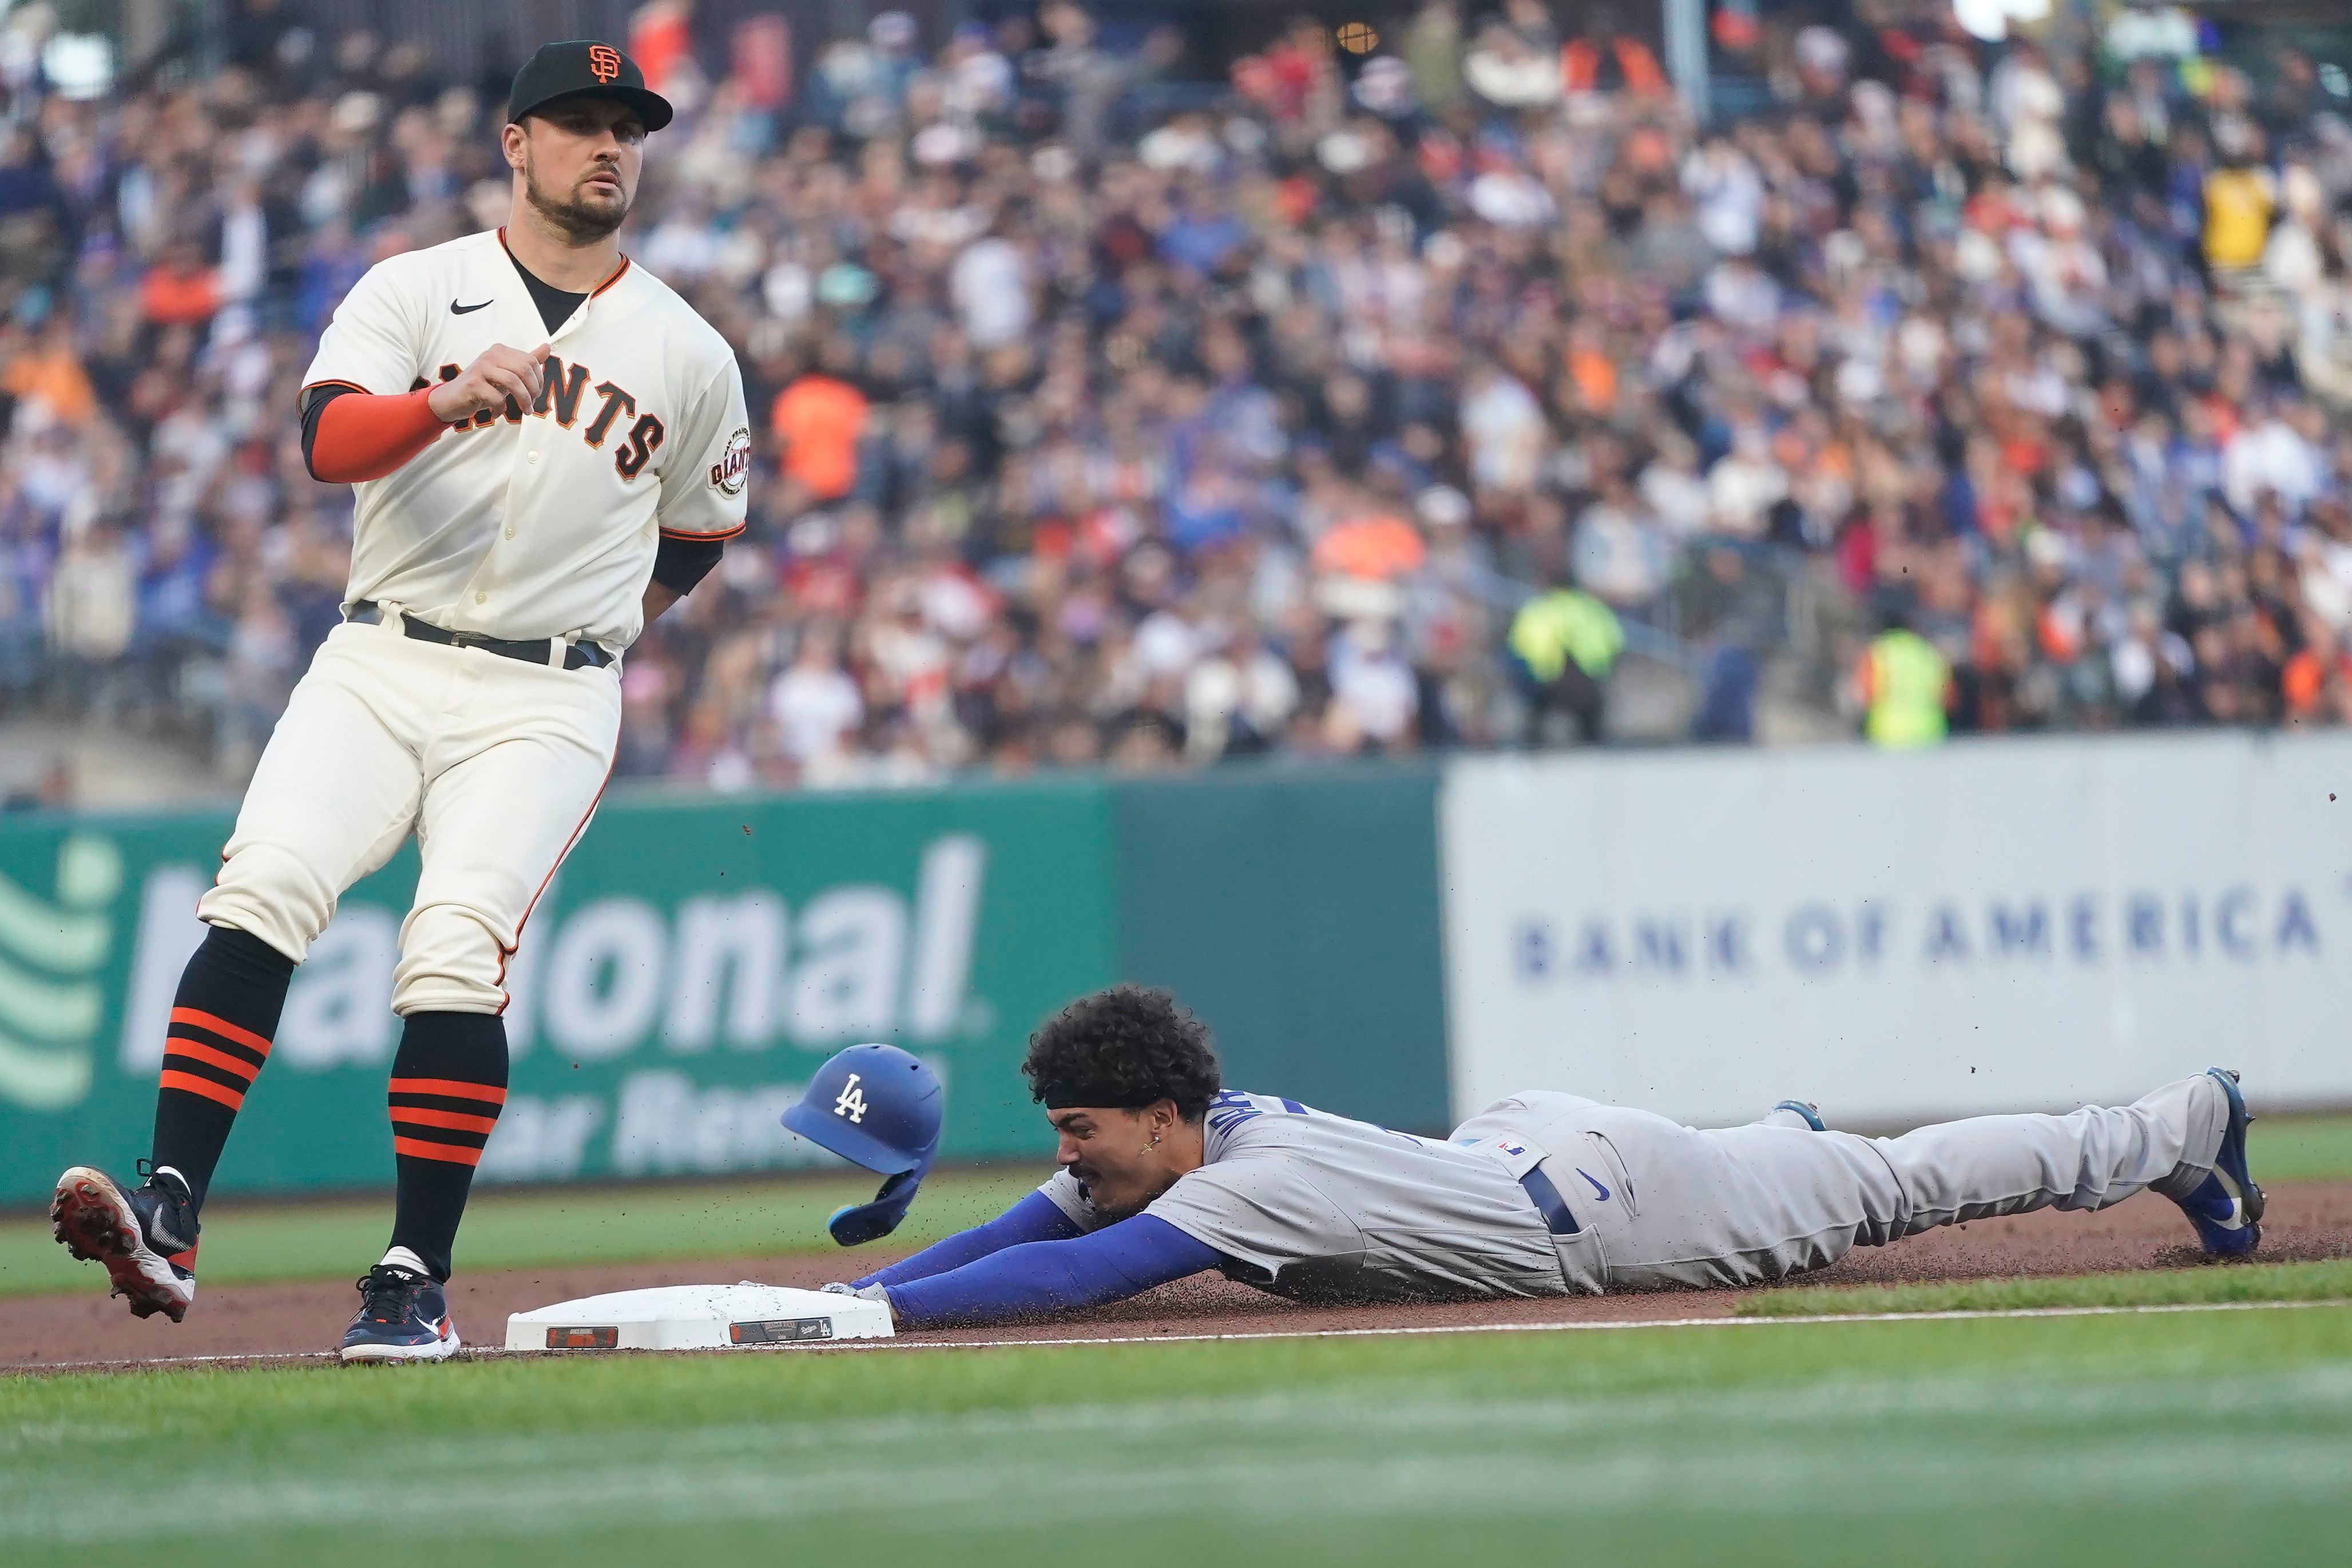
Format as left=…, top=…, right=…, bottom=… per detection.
left=1441, top=733, right=2352, bottom=1128
left=1112, top=765, right=1449, bottom=1134
left=4, top=733, right=2347, bottom=1205
left=0, top=768, right=1446, bottom=1204
left=0, top=783, right=1123, bottom=1203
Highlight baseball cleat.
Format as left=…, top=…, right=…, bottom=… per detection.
left=2172, top=1069, right=2263, bottom=1258
left=50, top=1163, right=199, bottom=1321
left=1764, top=1100, right=1826, bottom=1132
left=340, top=1264, right=461, bottom=1363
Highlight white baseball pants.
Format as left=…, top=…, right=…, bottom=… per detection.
left=199, top=616, right=621, bottom=1014
left=1455, top=1074, right=2230, bottom=1293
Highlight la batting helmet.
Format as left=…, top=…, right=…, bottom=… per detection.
left=782, top=1043, right=944, bottom=1245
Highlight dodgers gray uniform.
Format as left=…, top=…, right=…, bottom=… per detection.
left=1041, top=1079, right=2232, bottom=1299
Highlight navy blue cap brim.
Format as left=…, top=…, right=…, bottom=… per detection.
left=827, top=1198, right=909, bottom=1246
left=825, top=1162, right=932, bottom=1245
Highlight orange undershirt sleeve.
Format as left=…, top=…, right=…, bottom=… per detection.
left=307, top=387, right=449, bottom=483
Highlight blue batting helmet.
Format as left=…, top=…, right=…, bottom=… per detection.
left=782, top=1043, right=944, bottom=1245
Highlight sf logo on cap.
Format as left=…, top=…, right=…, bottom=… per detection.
left=588, top=44, right=622, bottom=83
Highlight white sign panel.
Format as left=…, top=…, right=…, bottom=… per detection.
left=1441, top=735, right=2352, bottom=1128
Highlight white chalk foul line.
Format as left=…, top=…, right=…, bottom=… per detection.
left=857, top=1296, right=2352, bottom=1352
left=12, top=1296, right=2350, bottom=1374
left=7, top=1349, right=342, bottom=1373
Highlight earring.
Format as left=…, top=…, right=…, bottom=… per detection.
left=1149, top=1133, right=1161, bottom=1148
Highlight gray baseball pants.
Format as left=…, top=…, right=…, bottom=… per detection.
left=1452, top=1073, right=2230, bottom=1294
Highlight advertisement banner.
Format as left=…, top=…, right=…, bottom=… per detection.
left=0, top=781, right=1116, bottom=1204
left=1442, top=735, right=2352, bottom=1128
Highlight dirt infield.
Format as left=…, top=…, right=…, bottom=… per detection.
left=10, top=1181, right=2351, bottom=1370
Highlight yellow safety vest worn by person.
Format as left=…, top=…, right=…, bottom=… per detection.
left=1509, top=589, right=1625, bottom=683
left=1862, top=628, right=1950, bottom=748
left=2203, top=167, right=2272, bottom=272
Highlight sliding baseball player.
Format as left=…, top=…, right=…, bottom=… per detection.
left=786, top=987, right=2262, bottom=1327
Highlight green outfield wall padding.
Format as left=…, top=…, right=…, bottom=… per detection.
left=0, top=764, right=1457, bottom=1206
left=1109, top=763, right=1452, bottom=1134
left=0, top=781, right=1120, bottom=1204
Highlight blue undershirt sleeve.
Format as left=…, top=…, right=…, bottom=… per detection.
left=882, top=1216, right=1224, bottom=1330
left=852, top=1189, right=1083, bottom=1291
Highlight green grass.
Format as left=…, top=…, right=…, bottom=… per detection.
left=2248, top=1113, right=2352, bottom=1183
left=8, top=1114, right=2349, bottom=1301
left=5, top=1305, right=2350, bottom=1565
left=1739, top=1257, right=2352, bottom=1317
left=0, top=1168, right=1036, bottom=1299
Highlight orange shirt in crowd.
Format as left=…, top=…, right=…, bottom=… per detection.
left=1998, top=433, right=2046, bottom=477
left=1312, top=515, right=1426, bottom=580
left=141, top=264, right=220, bottom=327
left=629, top=0, right=693, bottom=92
left=1566, top=345, right=1617, bottom=414
left=770, top=374, right=869, bottom=501
left=1562, top=38, right=1668, bottom=98
left=2199, top=391, right=2243, bottom=447
left=2283, top=645, right=2352, bottom=716
left=1, top=342, right=97, bottom=426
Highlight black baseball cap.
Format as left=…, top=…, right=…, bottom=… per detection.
left=507, top=41, right=673, bottom=134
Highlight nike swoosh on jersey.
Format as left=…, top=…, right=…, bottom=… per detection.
left=450, top=299, right=493, bottom=315
left=1576, top=1168, right=1611, bottom=1201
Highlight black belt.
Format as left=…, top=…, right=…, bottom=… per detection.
left=1519, top=1165, right=1581, bottom=1236
left=347, top=601, right=614, bottom=670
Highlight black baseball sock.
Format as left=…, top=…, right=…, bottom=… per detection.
left=385, top=1011, right=509, bottom=1282
left=150, top=924, right=297, bottom=1212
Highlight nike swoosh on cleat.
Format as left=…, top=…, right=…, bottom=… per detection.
left=2214, top=1170, right=2250, bottom=1222
left=450, top=299, right=492, bottom=315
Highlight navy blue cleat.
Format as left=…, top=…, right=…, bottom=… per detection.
left=2173, top=1069, right=2263, bottom=1259
left=1766, top=1100, right=1827, bottom=1132
left=339, top=1265, right=461, bottom=1363
left=51, top=1162, right=199, bottom=1321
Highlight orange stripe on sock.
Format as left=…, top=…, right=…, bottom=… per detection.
left=389, top=1106, right=500, bottom=1134
left=164, top=1037, right=262, bottom=1083
left=392, top=1136, right=482, bottom=1166
left=160, top=1070, right=245, bottom=1111
left=170, top=1007, right=273, bottom=1058
left=388, top=1077, right=508, bottom=1106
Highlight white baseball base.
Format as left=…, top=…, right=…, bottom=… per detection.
left=505, top=1283, right=895, bottom=1352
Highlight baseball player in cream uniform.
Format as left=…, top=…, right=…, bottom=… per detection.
left=51, top=41, right=750, bottom=1362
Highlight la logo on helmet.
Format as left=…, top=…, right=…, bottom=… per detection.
left=834, top=1074, right=868, bottom=1124
left=588, top=44, right=622, bottom=83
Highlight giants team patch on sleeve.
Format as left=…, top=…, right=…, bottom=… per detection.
left=710, top=427, right=751, bottom=496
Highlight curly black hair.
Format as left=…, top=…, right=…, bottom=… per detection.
left=1021, top=986, right=1223, bottom=1120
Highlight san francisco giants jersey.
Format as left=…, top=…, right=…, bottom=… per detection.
left=300, top=227, right=751, bottom=649
left=1037, top=1091, right=1569, bottom=1304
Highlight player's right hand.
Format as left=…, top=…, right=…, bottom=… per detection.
left=427, top=342, right=552, bottom=423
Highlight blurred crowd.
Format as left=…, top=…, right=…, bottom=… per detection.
left=3, top=1, right=2352, bottom=796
